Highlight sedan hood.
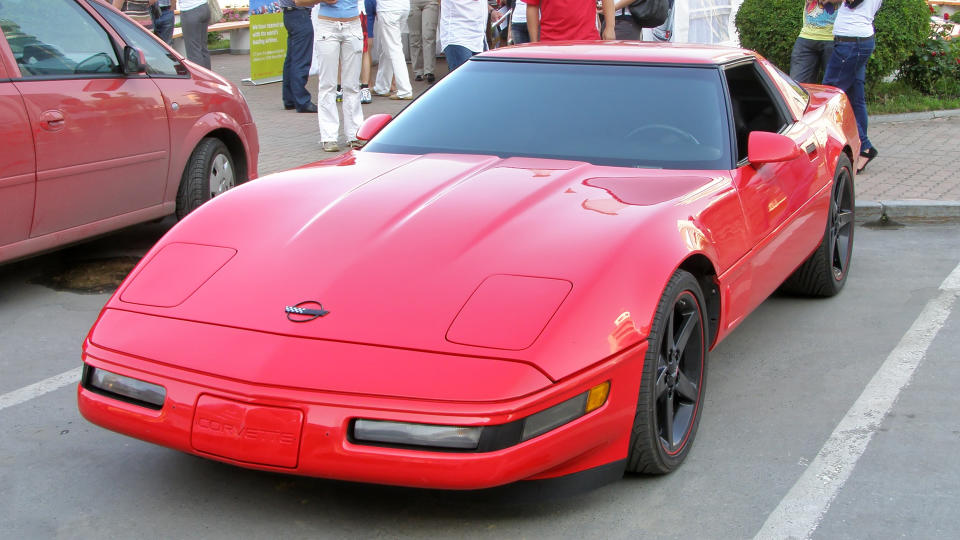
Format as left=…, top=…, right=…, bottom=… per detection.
left=115, top=152, right=719, bottom=379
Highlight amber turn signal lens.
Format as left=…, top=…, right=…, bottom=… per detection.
left=585, top=381, right=610, bottom=413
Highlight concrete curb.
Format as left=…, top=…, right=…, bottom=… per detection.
left=855, top=200, right=960, bottom=223
left=871, top=109, right=960, bottom=124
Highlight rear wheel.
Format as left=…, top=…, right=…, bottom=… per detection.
left=176, top=137, right=237, bottom=219
left=780, top=154, right=855, bottom=296
left=626, top=270, right=708, bottom=474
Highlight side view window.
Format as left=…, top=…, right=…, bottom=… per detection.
left=724, top=63, right=790, bottom=163
left=91, top=2, right=186, bottom=77
left=0, top=0, right=120, bottom=78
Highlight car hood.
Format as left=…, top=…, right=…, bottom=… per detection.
left=113, top=152, right=720, bottom=379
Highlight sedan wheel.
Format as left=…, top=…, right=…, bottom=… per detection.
left=176, top=137, right=238, bottom=220
left=627, top=269, right=707, bottom=474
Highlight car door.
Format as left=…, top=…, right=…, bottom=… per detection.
left=724, top=61, right=823, bottom=312
left=0, top=39, right=36, bottom=251
left=1, top=0, right=169, bottom=238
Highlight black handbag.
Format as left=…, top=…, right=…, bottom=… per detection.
left=629, top=0, right=669, bottom=28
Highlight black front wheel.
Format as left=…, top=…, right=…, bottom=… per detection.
left=626, top=269, right=708, bottom=474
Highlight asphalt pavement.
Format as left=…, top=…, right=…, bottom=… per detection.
left=207, top=53, right=960, bottom=223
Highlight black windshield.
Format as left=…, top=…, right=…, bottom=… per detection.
left=365, top=59, right=732, bottom=170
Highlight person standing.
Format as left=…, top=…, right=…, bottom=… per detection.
left=151, top=0, right=176, bottom=45
left=790, top=0, right=838, bottom=83
left=112, top=0, right=157, bottom=29
left=822, top=0, right=881, bottom=172
left=438, top=0, right=497, bottom=72
left=179, top=0, right=212, bottom=69
left=372, top=0, right=413, bottom=99
left=508, top=0, right=530, bottom=44
left=280, top=0, right=317, bottom=113
left=525, top=0, right=615, bottom=42
left=301, top=0, right=366, bottom=151
left=408, top=0, right=439, bottom=82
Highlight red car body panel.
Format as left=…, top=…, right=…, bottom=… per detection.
left=0, top=0, right=259, bottom=264
left=78, top=42, right=859, bottom=489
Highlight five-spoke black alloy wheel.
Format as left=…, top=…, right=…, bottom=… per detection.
left=627, top=270, right=707, bottom=474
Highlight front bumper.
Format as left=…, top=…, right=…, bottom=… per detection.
left=78, top=318, right=646, bottom=490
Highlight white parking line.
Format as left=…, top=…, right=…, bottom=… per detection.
left=0, top=367, right=82, bottom=412
left=755, top=261, right=960, bottom=540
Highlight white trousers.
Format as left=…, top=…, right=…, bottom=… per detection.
left=315, top=19, right=365, bottom=143
left=372, top=9, right=413, bottom=98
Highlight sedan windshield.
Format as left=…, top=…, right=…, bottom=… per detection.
left=364, top=59, right=731, bottom=170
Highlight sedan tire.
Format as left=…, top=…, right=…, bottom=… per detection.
left=176, top=137, right=237, bottom=220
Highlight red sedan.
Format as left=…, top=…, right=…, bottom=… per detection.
left=0, top=0, right=258, bottom=264
left=78, top=42, right=858, bottom=490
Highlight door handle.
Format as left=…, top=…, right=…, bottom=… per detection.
left=40, top=110, right=65, bottom=131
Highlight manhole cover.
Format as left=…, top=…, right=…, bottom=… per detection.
left=30, top=256, right=141, bottom=294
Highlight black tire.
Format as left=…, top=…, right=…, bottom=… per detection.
left=176, top=137, right=237, bottom=220
left=626, top=269, right=708, bottom=474
left=780, top=154, right=855, bottom=297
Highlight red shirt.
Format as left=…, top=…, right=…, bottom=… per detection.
left=526, top=0, right=601, bottom=41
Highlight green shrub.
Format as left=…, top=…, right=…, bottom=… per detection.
left=735, top=0, right=930, bottom=88
left=734, top=0, right=799, bottom=74
left=897, top=18, right=960, bottom=96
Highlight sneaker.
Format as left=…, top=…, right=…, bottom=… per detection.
left=336, top=89, right=343, bottom=102
left=390, top=94, right=414, bottom=101
left=322, top=141, right=340, bottom=152
left=425, top=73, right=435, bottom=83
left=348, top=139, right=366, bottom=149
left=415, top=74, right=423, bottom=81
left=360, top=87, right=372, bottom=104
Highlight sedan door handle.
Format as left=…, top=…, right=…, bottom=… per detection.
left=40, top=110, right=65, bottom=131
left=804, top=142, right=817, bottom=156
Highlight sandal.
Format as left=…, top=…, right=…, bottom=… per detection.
left=857, top=146, right=878, bottom=173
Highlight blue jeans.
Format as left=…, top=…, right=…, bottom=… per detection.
left=790, top=37, right=833, bottom=85
left=510, top=22, right=530, bottom=44
left=151, top=7, right=175, bottom=45
left=823, top=36, right=874, bottom=150
left=443, top=44, right=474, bottom=72
left=282, top=8, right=315, bottom=111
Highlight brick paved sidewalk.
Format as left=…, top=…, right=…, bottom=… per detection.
left=209, top=53, right=960, bottom=205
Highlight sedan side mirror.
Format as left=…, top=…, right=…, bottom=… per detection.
left=123, top=46, right=147, bottom=75
left=747, top=131, right=802, bottom=165
left=356, top=113, right=392, bottom=142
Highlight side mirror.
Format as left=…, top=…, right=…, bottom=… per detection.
left=747, top=131, right=802, bottom=165
left=356, top=113, right=392, bottom=142
left=123, top=46, right=147, bottom=75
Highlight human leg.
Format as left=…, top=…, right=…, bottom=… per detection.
left=421, top=0, right=439, bottom=77
left=181, top=5, right=211, bottom=69
left=283, top=9, right=315, bottom=111
left=340, top=20, right=366, bottom=142
left=316, top=20, right=344, bottom=144
left=153, top=8, right=175, bottom=45
left=377, top=10, right=412, bottom=98
left=511, top=22, right=530, bottom=44
left=443, top=44, right=473, bottom=72
left=408, top=0, right=424, bottom=78
left=373, top=14, right=393, bottom=95
left=790, top=37, right=824, bottom=84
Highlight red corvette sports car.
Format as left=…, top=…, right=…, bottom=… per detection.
left=79, top=42, right=858, bottom=490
